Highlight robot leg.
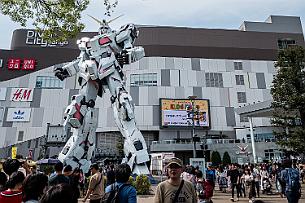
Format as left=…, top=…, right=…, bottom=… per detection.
left=58, top=83, right=98, bottom=173
left=107, top=72, right=150, bottom=174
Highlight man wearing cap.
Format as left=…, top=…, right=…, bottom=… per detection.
left=154, top=157, right=197, bottom=203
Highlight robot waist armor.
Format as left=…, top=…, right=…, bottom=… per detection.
left=97, top=55, right=118, bottom=79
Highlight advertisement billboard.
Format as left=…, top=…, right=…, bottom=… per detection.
left=10, top=88, right=34, bottom=102
left=160, top=98, right=210, bottom=128
left=6, top=108, right=32, bottom=122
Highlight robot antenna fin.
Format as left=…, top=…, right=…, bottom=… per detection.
left=87, top=14, right=103, bottom=26
left=87, top=14, right=124, bottom=26
left=107, top=14, right=124, bottom=24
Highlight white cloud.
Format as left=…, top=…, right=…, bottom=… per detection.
left=1, top=0, right=305, bottom=49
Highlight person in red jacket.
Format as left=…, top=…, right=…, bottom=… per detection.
left=0, top=171, right=25, bottom=203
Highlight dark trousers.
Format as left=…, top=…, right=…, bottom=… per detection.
left=254, top=181, right=260, bottom=197
left=90, top=199, right=101, bottom=203
left=238, top=183, right=246, bottom=197
left=231, top=183, right=239, bottom=198
left=248, top=181, right=256, bottom=199
left=286, top=191, right=300, bottom=203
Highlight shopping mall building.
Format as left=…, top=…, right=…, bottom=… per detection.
left=0, top=15, right=304, bottom=164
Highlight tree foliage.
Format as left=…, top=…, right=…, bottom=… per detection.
left=134, top=175, right=151, bottom=195
left=0, top=0, right=118, bottom=41
left=271, top=45, right=305, bottom=154
left=211, top=151, right=221, bottom=166
left=222, top=151, right=231, bottom=165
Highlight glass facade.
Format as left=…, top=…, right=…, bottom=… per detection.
left=205, top=73, right=224, bottom=87
left=235, top=75, right=245, bottom=85
left=237, top=92, right=247, bottom=103
left=36, top=76, right=63, bottom=89
left=130, top=73, right=157, bottom=86
left=234, top=62, right=243, bottom=70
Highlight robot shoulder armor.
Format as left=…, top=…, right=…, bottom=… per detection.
left=118, top=23, right=136, bottom=33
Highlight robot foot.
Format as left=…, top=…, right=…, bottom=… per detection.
left=132, top=163, right=150, bottom=175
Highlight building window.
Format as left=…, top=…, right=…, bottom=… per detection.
left=205, top=73, right=223, bottom=87
left=36, top=76, right=63, bottom=89
left=18, top=131, right=24, bottom=141
left=237, top=92, right=247, bottom=103
left=240, top=116, right=249, bottom=122
left=235, top=75, right=245, bottom=85
left=130, top=73, right=157, bottom=87
left=278, top=39, right=296, bottom=49
left=27, top=140, right=31, bottom=148
left=234, top=62, right=243, bottom=70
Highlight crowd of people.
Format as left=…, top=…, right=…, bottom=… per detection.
left=0, top=156, right=303, bottom=203
left=157, top=158, right=303, bottom=203
left=0, top=158, right=137, bottom=203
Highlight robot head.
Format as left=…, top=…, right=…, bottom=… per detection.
left=88, top=14, right=123, bottom=35
left=77, top=37, right=91, bottom=51
left=98, top=20, right=112, bottom=35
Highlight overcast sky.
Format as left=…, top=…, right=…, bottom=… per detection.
left=0, top=0, right=304, bottom=49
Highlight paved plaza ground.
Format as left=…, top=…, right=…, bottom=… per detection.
left=137, top=185, right=305, bottom=203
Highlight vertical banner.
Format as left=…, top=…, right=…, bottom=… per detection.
left=12, top=146, right=17, bottom=159
left=0, top=88, right=7, bottom=100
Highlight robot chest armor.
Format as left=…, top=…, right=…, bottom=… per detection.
left=90, top=34, right=117, bottom=57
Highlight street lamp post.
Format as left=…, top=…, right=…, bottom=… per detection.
left=188, top=96, right=198, bottom=158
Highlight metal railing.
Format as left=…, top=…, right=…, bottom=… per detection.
left=151, top=138, right=275, bottom=145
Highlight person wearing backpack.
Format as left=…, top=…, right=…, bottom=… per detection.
left=280, top=159, right=301, bottom=203
left=103, top=163, right=136, bottom=203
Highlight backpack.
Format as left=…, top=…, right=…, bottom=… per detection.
left=100, top=183, right=129, bottom=203
left=196, top=180, right=206, bottom=200
left=286, top=168, right=301, bottom=192
left=206, top=170, right=215, bottom=183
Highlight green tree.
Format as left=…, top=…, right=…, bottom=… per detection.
left=271, top=45, right=305, bottom=154
left=0, top=0, right=118, bottom=42
left=211, top=151, right=221, bottom=166
left=222, top=151, right=231, bottom=165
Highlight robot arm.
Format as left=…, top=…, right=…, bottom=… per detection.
left=54, top=58, right=80, bottom=81
left=116, top=24, right=145, bottom=64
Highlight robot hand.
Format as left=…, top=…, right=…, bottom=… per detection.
left=117, top=50, right=130, bottom=65
left=54, top=67, right=69, bottom=81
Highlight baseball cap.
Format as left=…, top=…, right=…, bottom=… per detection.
left=166, top=157, right=183, bottom=168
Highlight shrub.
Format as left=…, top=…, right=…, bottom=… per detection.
left=134, top=174, right=151, bottom=195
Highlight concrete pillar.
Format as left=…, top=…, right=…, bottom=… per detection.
left=248, top=117, right=257, bottom=164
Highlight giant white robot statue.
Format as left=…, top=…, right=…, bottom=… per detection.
left=54, top=17, right=150, bottom=174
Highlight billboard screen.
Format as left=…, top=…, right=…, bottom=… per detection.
left=160, top=99, right=210, bottom=128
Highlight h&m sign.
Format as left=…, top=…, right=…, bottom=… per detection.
left=10, top=88, right=34, bottom=102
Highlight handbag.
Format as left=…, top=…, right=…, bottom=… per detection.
left=172, top=180, right=184, bottom=203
